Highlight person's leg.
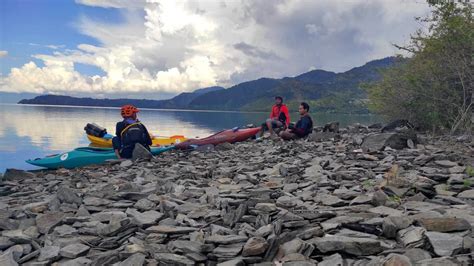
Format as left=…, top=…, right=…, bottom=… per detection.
left=266, top=119, right=275, bottom=136
left=279, top=131, right=297, bottom=140
left=259, top=121, right=269, bottom=137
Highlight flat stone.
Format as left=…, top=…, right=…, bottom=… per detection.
left=254, top=203, right=277, bottom=212
left=134, top=199, right=156, bottom=211
left=3, top=169, right=36, bottom=181
left=91, top=211, right=126, bottom=222
left=59, top=243, right=90, bottom=258
left=397, top=226, right=426, bottom=248
left=83, top=197, right=111, bottom=206
left=118, top=253, right=146, bottom=266
left=0, top=251, right=18, bottom=266
left=153, top=253, right=194, bottom=265
left=206, top=234, right=248, bottom=244
left=425, top=231, right=463, bottom=256
left=383, top=254, right=412, bottom=266
left=434, top=160, right=458, bottom=168
left=415, top=257, right=461, bottom=266
left=0, top=236, right=15, bottom=249
left=57, top=187, right=82, bottom=205
left=310, top=235, right=383, bottom=256
left=38, top=246, right=60, bottom=262
left=145, top=225, right=197, bottom=234
left=242, top=237, right=268, bottom=256
left=56, top=257, right=92, bottom=266
left=120, top=160, right=133, bottom=168
left=369, top=206, right=403, bottom=217
left=318, top=253, right=344, bottom=266
left=217, top=258, right=245, bottom=266
left=403, top=248, right=431, bottom=264
left=212, top=243, right=243, bottom=258
left=126, top=209, right=163, bottom=226
left=458, top=189, right=474, bottom=200
left=417, top=217, right=471, bottom=232
left=36, top=212, right=66, bottom=234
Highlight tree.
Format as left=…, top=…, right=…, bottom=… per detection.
left=366, top=2, right=473, bottom=133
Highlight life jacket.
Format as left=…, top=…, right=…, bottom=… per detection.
left=120, top=122, right=148, bottom=148
left=271, top=104, right=290, bottom=126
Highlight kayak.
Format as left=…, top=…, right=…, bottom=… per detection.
left=26, top=146, right=174, bottom=169
left=175, top=127, right=261, bottom=150
left=87, top=133, right=187, bottom=147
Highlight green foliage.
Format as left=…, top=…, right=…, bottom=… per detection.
left=362, top=180, right=375, bottom=190
left=365, top=3, right=474, bottom=133
left=463, top=179, right=472, bottom=188
left=466, top=166, right=474, bottom=177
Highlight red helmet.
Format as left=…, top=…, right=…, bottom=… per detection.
left=121, top=105, right=139, bottom=117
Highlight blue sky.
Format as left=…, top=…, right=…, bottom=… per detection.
left=0, top=0, right=120, bottom=76
left=0, top=0, right=431, bottom=99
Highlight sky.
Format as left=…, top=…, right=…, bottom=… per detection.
left=0, top=0, right=431, bottom=99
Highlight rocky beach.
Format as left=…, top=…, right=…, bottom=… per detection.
left=1, top=124, right=473, bottom=266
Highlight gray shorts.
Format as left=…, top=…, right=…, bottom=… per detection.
left=262, top=119, right=284, bottom=130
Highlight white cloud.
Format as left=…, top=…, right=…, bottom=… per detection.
left=0, top=51, right=8, bottom=58
left=0, top=0, right=431, bottom=96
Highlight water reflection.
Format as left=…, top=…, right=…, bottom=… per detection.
left=0, top=104, right=381, bottom=171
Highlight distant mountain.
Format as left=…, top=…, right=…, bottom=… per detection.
left=19, top=57, right=404, bottom=113
left=190, top=57, right=402, bottom=112
left=18, top=86, right=225, bottom=109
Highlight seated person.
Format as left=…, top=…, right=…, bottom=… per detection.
left=259, top=96, right=290, bottom=137
left=112, top=105, right=152, bottom=159
left=280, top=102, right=313, bottom=140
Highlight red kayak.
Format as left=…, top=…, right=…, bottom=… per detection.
left=176, top=127, right=261, bottom=150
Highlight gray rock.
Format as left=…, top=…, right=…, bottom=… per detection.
left=0, top=236, right=15, bottom=249
left=0, top=251, right=18, bottom=266
left=383, top=254, right=412, bottom=266
left=434, top=160, right=458, bottom=168
left=368, top=206, right=403, bottom=217
left=397, top=226, right=426, bottom=248
left=56, top=257, right=92, bottom=266
left=206, top=234, right=248, bottom=245
left=242, top=237, right=268, bottom=256
left=212, top=243, right=244, bottom=258
left=415, top=257, right=461, bottom=266
left=310, top=235, right=383, bottom=256
left=57, top=186, right=82, bottom=205
left=59, top=243, right=90, bottom=258
left=145, top=225, right=197, bottom=234
left=118, top=253, right=146, bottom=266
left=120, top=160, right=133, bottom=168
left=254, top=203, right=277, bottom=212
left=3, top=169, right=36, bottom=181
left=217, top=258, right=245, bottom=266
left=153, top=253, right=194, bottom=265
left=457, top=189, right=474, bottom=200
left=134, top=199, right=155, bottom=211
left=416, top=217, right=471, bottom=232
left=425, top=231, right=463, bottom=256
left=126, top=209, right=163, bottom=226
left=38, top=245, right=60, bottom=262
left=383, top=216, right=413, bottom=238
left=132, top=143, right=153, bottom=161
left=318, top=253, right=344, bottom=266
left=403, top=248, right=432, bottom=264
left=36, top=212, right=66, bottom=234
left=362, top=132, right=416, bottom=151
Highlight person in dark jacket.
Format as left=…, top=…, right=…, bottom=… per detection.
left=112, top=105, right=152, bottom=159
left=280, top=102, right=313, bottom=140
left=258, top=96, right=291, bottom=137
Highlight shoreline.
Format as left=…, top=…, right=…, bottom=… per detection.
left=1, top=125, right=473, bottom=265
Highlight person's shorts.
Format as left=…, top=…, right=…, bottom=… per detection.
left=262, top=119, right=284, bottom=130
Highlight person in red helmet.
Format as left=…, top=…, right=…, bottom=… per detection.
left=112, top=105, right=152, bottom=159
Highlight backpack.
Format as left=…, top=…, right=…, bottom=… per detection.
left=120, top=123, right=147, bottom=148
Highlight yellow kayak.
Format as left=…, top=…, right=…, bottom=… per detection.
left=87, top=134, right=187, bottom=147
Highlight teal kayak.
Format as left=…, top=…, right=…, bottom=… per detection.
left=26, top=146, right=174, bottom=169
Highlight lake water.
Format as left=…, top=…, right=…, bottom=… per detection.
left=0, top=104, right=382, bottom=172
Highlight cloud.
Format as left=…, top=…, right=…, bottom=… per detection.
left=0, top=51, right=8, bottom=58
left=75, top=0, right=145, bottom=9
left=1, top=0, right=431, bottom=96
left=29, top=43, right=65, bottom=50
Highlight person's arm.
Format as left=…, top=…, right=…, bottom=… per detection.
left=142, top=125, right=153, bottom=146
left=113, top=123, right=123, bottom=158
left=282, top=106, right=290, bottom=127
left=270, top=105, right=277, bottom=119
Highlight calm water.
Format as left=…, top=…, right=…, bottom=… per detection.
left=0, top=104, right=382, bottom=172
